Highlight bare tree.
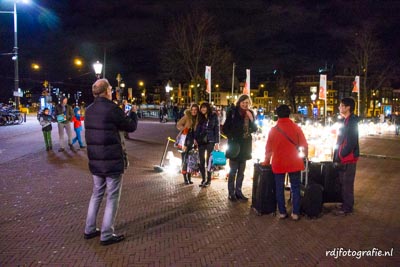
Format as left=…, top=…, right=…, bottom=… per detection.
left=160, top=11, right=232, bottom=102
left=347, top=26, right=395, bottom=117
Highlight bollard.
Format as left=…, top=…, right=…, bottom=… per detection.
left=24, top=112, right=26, bottom=123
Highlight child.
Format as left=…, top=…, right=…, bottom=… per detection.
left=39, top=108, right=53, bottom=151
left=71, top=107, right=86, bottom=149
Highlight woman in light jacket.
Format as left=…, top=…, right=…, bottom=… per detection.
left=176, top=104, right=199, bottom=184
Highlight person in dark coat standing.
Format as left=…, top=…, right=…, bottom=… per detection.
left=195, top=102, right=220, bottom=187
left=333, top=97, right=359, bottom=216
left=223, top=94, right=258, bottom=201
left=84, top=78, right=138, bottom=246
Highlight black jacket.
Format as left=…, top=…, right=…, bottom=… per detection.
left=85, top=97, right=138, bottom=176
left=195, top=112, right=220, bottom=144
left=222, top=107, right=258, bottom=160
left=333, top=113, right=359, bottom=164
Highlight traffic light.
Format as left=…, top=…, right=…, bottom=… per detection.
left=43, top=80, right=49, bottom=88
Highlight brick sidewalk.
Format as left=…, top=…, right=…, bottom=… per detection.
left=0, top=122, right=399, bottom=266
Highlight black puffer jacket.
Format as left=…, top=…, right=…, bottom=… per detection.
left=85, top=97, right=138, bottom=176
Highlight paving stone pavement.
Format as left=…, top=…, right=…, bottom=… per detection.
left=0, top=119, right=399, bottom=266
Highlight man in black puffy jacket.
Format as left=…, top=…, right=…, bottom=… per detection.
left=83, top=78, right=138, bottom=246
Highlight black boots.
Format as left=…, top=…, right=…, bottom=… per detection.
left=183, top=174, right=193, bottom=185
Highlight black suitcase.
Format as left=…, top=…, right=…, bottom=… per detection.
left=307, top=161, right=342, bottom=203
left=300, top=160, right=323, bottom=218
left=252, top=163, right=276, bottom=215
left=321, top=162, right=342, bottom=203
left=301, top=183, right=323, bottom=218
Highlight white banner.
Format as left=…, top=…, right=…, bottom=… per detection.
left=243, top=69, right=250, bottom=95
left=352, top=76, right=360, bottom=93
left=205, top=66, right=211, bottom=94
left=319, top=74, right=327, bottom=100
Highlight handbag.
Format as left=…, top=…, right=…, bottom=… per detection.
left=57, top=114, right=66, bottom=123
left=174, top=129, right=188, bottom=151
left=225, top=141, right=240, bottom=159
left=211, top=150, right=227, bottom=166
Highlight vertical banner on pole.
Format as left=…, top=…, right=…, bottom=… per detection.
left=128, top=88, right=132, bottom=100
left=352, top=76, right=360, bottom=93
left=243, top=69, right=250, bottom=95
left=205, top=66, right=211, bottom=102
left=319, top=74, right=327, bottom=100
left=319, top=74, right=327, bottom=123
left=178, top=83, right=182, bottom=104
left=353, top=75, right=360, bottom=115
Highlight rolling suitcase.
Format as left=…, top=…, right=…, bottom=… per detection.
left=301, top=159, right=323, bottom=218
left=321, top=162, right=342, bottom=203
left=252, top=163, right=276, bottom=216
left=307, top=161, right=342, bottom=203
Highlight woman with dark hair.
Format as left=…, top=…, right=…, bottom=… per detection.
left=223, top=94, right=258, bottom=201
left=195, top=102, right=220, bottom=187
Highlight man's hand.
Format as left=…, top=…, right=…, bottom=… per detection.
left=260, top=160, right=270, bottom=166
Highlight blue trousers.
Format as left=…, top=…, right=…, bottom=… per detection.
left=274, top=172, right=301, bottom=215
left=72, top=126, right=84, bottom=147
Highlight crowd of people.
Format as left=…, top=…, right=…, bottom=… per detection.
left=37, top=81, right=361, bottom=245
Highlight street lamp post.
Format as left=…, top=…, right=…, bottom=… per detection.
left=116, top=73, right=122, bottom=103
left=0, top=0, right=31, bottom=109
left=165, top=83, right=172, bottom=107
left=92, top=61, right=103, bottom=79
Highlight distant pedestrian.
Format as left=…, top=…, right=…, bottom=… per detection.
left=262, top=104, right=308, bottom=221
left=173, top=103, right=179, bottom=125
left=333, top=97, right=359, bottom=216
left=38, top=107, right=53, bottom=151
left=223, top=95, right=258, bottom=201
left=84, top=78, right=138, bottom=246
left=392, top=112, right=400, bottom=135
left=55, top=96, right=74, bottom=152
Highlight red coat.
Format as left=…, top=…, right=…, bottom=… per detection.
left=265, top=118, right=308, bottom=174
left=72, top=116, right=84, bottom=129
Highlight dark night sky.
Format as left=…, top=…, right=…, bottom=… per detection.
left=0, top=0, right=399, bottom=103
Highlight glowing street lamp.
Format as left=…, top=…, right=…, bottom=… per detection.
left=92, top=61, right=103, bottom=79
left=74, top=58, right=83, bottom=67
left=31, top=63, right=40, bottom=70
left=0, top=0, right=31, bottom=109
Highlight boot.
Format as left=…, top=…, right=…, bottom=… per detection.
left=187, top=174, right=193, bottom=184
left=203, top=172, right=211, bottom=187
left=183, top=174, right=189, bottom=185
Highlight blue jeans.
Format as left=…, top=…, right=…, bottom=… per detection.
left=72, top=126, right=84, bottom=147
left=274, top=172, right=301, bottom=215
left=85, top=174, right=123, bottom=241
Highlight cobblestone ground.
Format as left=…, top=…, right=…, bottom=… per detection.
left=0, top=118, right=399, bottom=266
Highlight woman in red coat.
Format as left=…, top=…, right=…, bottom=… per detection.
left=263, top=105, right=308, bottom=221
